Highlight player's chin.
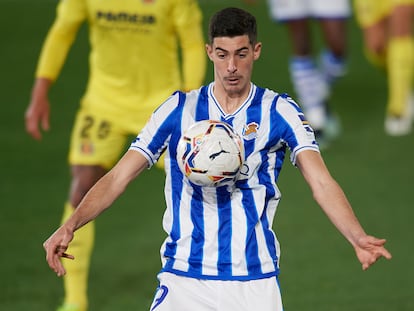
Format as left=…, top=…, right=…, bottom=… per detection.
left=224, top=80, right=243, bottom=94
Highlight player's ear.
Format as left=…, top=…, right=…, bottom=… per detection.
left=253, top=42, right=262, bottom=60
left=206, top=43, right=214, bottom=61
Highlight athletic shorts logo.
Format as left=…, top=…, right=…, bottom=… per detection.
left=150, top=285, right=169, bottom=310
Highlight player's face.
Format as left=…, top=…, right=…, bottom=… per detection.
left=207, top=35, right=261, bottom=98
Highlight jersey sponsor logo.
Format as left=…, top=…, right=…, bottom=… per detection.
left=150, top=285, right=169, bottom=310
left=96, top=11, right=156, bottom=25
left=242, top=122, right=259, bottom=140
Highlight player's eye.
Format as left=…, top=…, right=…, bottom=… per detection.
left=235, top=49, right=249, bottom=58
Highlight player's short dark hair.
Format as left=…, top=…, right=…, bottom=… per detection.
left=208, top=7, right=257, bottom=46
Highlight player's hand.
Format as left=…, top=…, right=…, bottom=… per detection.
left=354, top=235, right=392, bottom=270
left=25, top=78, right=51, bottom=140
left=43, top=226, right=75, bottom=277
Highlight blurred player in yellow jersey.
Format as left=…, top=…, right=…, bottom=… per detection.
left=354, top=0, right=414, bottom=135
left=24, top=0, right=206, bottom=310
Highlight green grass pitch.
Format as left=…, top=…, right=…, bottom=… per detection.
left=1, top=0, right=413, bottom=310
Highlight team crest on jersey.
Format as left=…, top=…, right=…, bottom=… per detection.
left=242, top=122, right=259, bottom=140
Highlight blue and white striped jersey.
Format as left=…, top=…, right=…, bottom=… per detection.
left=129, top=82, right=319, bottom=281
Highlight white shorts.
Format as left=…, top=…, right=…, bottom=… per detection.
left=149, top=272, right=283, bottom=311
left=268, top=0, right=351, bottom=21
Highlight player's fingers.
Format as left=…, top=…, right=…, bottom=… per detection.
left=55, top=251, right=74, bottom=276
left=359, top=236, right=387, bottom=249
left=362, top=247, right=392, bottom=271
left=45, top=245, right=59, bottom=269
left=25, top=107, right=36, bottom=132
left=52, top=258, right=66, bottom=277
left=362, top=262, right=369, bottom=271
left=366, top=237, right=392, bottom=259
left=383, top=249, right=392, bottom=260
left=50, top=253, right=70, bottom=276
left=45, top=251, right=61, bottom=275
left=376, top=247, right=392, bottom=260
left=25, top=117, right=42, bottom=140
left=362, top=255, right=378, bottom=270
left=61, top=252, right=75, bottom=260
left=56, top=261, right=67, bottom=277
left=52, top=256, right=62, bottom=275
left=369, top=237, right=387, bottom=246
left=44, top=241, right=68, bottom=274
left=55, top=245, right=68, bottom=256
left=41, top=112, right=50, bottom=132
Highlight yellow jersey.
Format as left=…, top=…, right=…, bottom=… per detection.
left=354, top=0, right=414, bottom=27
left=36, top=0, right=206, bottom=123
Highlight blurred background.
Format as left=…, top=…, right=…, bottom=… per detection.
left=1, top=0, right=413, bottom=310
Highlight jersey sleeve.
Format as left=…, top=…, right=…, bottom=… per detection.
left=129, top=92, right=181, bottom=167
left=275, top=94, right=320, bottom=165
left=172, top=0, right=206, bottom=91
left=35, top=0, right=87, bottom=81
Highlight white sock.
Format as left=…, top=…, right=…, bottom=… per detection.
left=289, top=56, right=328, bottom=129
left=319, top=49, right=347, bottom=85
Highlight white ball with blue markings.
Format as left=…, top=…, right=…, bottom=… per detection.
left=177, top=120, right=244, bottom=187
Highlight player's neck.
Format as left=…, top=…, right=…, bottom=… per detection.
left=213, top=83, right=251, bottom=114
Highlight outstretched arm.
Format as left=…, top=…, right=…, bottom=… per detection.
left=296, top=150, right=392, bottom=270
left=43, top=150, right=149, bottom=276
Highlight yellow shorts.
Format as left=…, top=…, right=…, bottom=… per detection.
left=354, top=0, right=414, bottom=27
left=68, top=106, right=149, bottom=169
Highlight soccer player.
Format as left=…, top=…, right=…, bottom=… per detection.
left=43, top=7, right=392, bottom=311
left=354, top=0, right=414, bottom=136
left=267, top=0, right=351, bottom=147
left=25, top=1, right=206, bottom=311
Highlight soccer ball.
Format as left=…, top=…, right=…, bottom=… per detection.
left=177, top=120, right=244, bottom=187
